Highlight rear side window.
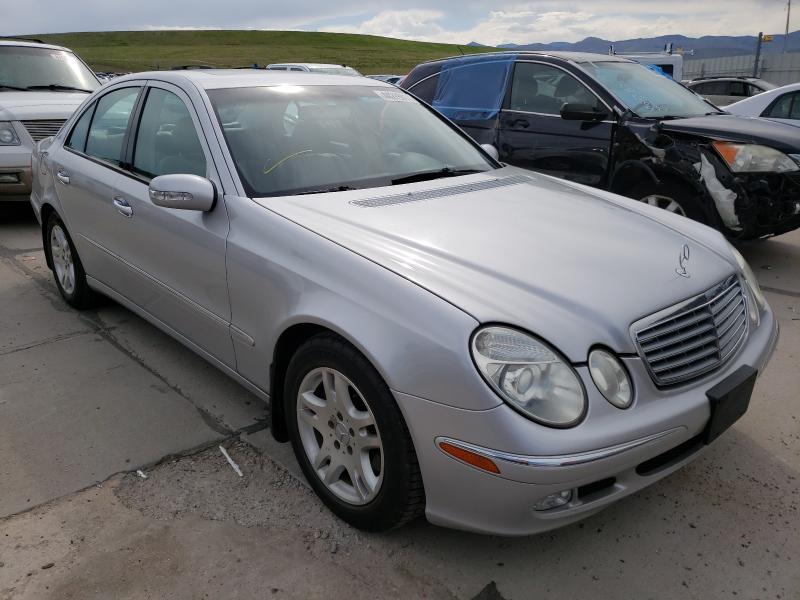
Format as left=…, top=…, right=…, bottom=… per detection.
left=85, top=87, right=140, bottom=165
left=408, top=74, right=439, bottom=103
left=132, top=88, right=207, bottom=179
left=692, top=81, right=728, bottom=95
left=430, top=59, right=514, bottom=121
left=764, top=92, right=800, bottom=119
left=66, top=103, right=95, bottom=152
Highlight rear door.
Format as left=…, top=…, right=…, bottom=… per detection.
left=110, top=81, right=235, bottom=366
left=52, top=84, right=143, bottom=279
left=497, top=61, right=614, bottom=187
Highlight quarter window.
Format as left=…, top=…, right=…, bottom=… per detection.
left=85, top=87, right=140, bottom=165
left=132, top=88, right=206, bottom=179
left=66, top=102, right=95, bottom=153
left=509, top=62, right=601, bottom=114
left=765, top=92, right=800, bottom=119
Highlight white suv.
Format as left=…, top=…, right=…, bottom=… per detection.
left=0, top=38, right=100, bottom=202
left=266, top=63, right=362, bottom=76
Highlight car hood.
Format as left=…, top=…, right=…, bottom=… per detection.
left=257, top=168, right=737, bottom=361
left=0, top=92, right=87, bottom=121
left=659, top=114, right=800, bottom=152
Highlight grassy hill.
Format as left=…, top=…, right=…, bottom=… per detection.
left=35, top=30, right=499, bottom=75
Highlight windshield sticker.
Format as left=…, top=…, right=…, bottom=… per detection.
left=373, top=89, right=413, bottom=102
left=50, top=52, right=68, bottom=61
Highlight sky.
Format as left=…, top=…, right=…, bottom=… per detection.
left=2, top=1, right=795, bottom=46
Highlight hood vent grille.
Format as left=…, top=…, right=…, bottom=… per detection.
left=22, top=119, right=66, bottom=142
left=350, top=174, right=532, bottom=208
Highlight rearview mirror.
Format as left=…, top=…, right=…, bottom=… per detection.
left=560, top=103, right=608, bottom=122
left=149, top=174, right=216, bottom=211
left=480, top=144, right=500, bottom=160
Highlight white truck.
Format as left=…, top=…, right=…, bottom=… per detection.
left=0, top=38, right=100, bottom=202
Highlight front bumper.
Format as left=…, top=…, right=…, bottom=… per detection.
left=396, top=310, right=779, bottom=536
left=727, top=170, right=800, bottom=239
left=0, top=144, right=33, bottom=201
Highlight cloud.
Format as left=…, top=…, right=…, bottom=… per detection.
left=1, top=0, right=793, bottom=46
left=324, top=9, right=447, bottom=40
left=320, top=1, right=792, bottom=46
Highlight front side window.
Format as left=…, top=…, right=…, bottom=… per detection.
left=85, top=87, right=140, bottom=165
left=692, top=81, right=728, bottom=95
left=509, top=62, right=602, bottom=114
left=582, top=61, right=718, bottom=118
left=209, top=84, right=495, bottom=197
left=0, top=46, right=99, bottom=92
left=132, top=87, right=206, bottom=179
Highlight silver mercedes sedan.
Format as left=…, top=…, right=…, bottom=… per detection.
left=30, top=70, right=779, bottom=536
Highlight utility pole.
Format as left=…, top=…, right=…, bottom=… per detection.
left=785, top=0, right=792, bottom=53
left=753, top=32, right=763, bottom=77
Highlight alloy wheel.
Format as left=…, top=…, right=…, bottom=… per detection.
left=50, top=224, right=76, bottom=295
left=296, top=367, right=384, bottom=506
left=641, top=194, right=687, bottom=217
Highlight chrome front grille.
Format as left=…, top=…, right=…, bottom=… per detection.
left=21, top=120, right=66, bottom=142
left=634, top=276, right=748, bottom=386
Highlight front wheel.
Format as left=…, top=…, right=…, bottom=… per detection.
left=627, top=178, right=709, bottom=225
left=285, top=334, right=425, bottom=531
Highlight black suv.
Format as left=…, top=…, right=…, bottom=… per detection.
left=401, top=52, right=800, bottom=239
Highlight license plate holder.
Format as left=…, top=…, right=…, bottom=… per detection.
left=704, top=365, right=758, bottom=444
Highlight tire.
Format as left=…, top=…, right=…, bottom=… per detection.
left=626, top=177, right=709, bottom=225
left=45, top=212, right=97, bottom=309
left=285, top=333, right=425, bottom=531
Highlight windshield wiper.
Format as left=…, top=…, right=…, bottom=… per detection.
left=26, top=84, right=93, bottom=93
left=391, top=167, right=485, bottom=186
left=0, top=84, right=29, bottom=91
left=296, top=185, right=357, bottom=195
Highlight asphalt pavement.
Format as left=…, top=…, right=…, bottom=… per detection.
left=1, top=203, right=798, bottom=600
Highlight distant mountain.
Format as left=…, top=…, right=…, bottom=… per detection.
left=498, top=31, right=800, bottom=58
left=465, top=41, right=486, bottom=47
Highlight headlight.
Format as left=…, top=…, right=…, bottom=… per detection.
left=471, top=326, right=586, bottom=427
left=713, top=141, right=798, bottom=173
left=0, top=122, right=20, bottom=146
left=727, top=242, right=766, bottom=324
left=588, top=349, right=633, bottom=409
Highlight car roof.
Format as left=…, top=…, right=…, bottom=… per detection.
left=112, top=69, right=393, bottom=90
left=419, top=50, right=634, bottom=66
left=0, top=39, right=70, bottom=52
left=268, top=63, right=353, bottom=69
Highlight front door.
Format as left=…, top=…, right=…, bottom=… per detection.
left=109, top=83, right=235, bottom=366
left=498, top=61, right=614, bottom=187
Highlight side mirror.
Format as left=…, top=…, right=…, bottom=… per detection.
left=560, top=103, right=609, bottom=122
left=149, top=174, right=216, bottom=211
left=480, top=143, right=500, bottom=160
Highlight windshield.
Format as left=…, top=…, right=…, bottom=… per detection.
left=209, top=85, right=495, bottom=197
left=580, top=60, right=717, bottom=118
left=0, top=46, right=99, bottom=92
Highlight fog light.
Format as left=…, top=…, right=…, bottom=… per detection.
left=533, top=489, right=572, bottom=511
left=0, top=173, right=20, bottom=184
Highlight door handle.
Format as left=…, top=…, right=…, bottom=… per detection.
left=56, top=169, right=70, bottom=185
left=510, top=118, right=530, bottom=128
left=113, top=196, right=133, bottom=218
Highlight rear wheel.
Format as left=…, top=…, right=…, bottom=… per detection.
left=285, top=334, right=425, bottom=531
left=45, top=213, right=96, bottom=309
